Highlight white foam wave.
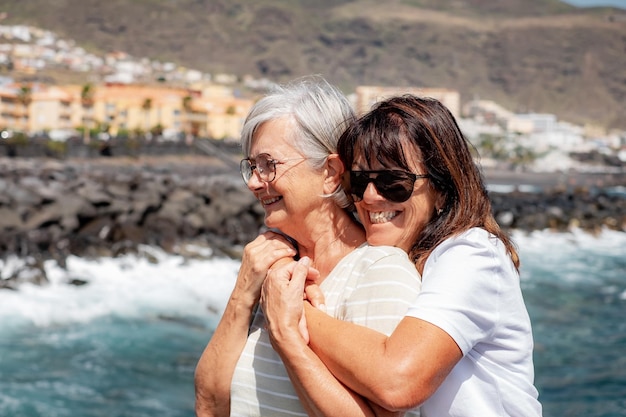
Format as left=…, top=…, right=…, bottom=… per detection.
left=0, top=246, right=240, bottom=328
left=486, top=184, right=543, bottom=194
left=1, top=229, right=624, bottom=328
left=513, top=228, right=626, bottom=288
left=512, top=227, right=626, bottom=258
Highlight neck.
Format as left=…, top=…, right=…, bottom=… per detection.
left=299, top=214, right=365, bottom=281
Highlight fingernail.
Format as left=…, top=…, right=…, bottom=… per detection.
left=300, top=256, right=310, bottom=266
left=318, top=303, right=327, bottom=313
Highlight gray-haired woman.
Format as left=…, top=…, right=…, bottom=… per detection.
left=194, top=77, right=422, bottom=417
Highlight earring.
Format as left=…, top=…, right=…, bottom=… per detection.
left=437, top=208, right=443, bottom=216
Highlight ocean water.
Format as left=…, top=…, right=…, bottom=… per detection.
left=1, top=230, right=625, bottom=417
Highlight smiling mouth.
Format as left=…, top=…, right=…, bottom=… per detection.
left=261, top=196, right=282, bottom=206
left=369, top=211, right=399, bottom=224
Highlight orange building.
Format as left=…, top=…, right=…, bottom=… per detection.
left=0, top=84, right=74, bottom=133
left=355, top=86, right=461, bottom=119
left=0, top=81, right=254, bottom=140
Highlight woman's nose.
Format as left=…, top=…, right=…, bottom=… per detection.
left=362, top=181, right=385, bottom=201
left=246, top=170, right=267, bottom=192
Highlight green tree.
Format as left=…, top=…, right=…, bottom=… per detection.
left=182, top=94, right=194, bottom=143
left=16, top=84, right=32, bottom=132
left=142, top=97, right=153, bottom=135
left=81, top=83, right=96, bottom=144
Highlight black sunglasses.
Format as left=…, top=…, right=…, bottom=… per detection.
left=349, top=170, right=429, bottom=203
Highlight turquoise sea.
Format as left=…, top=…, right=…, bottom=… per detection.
left=1, top=229, right=625, bottom=417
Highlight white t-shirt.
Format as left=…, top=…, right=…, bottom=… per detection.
left=407, top=228, right=542, bottom=417
left=231, top=244, right=422, bottom=417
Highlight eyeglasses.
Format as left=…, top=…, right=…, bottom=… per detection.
left=349, top=170, right=429, bottom=203
left=240, top=153, right=309, bottom=184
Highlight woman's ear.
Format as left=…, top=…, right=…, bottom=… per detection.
left=435, top=192, right=446, bottom=215
left=323, top=154, right=345, bottom=194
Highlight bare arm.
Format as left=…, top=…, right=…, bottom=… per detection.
left=194, top=232, right=296, bottom=417
left=262, top=258, right=404, bottom=417
left=305, top=238, right=503, bottom=410
left=305, top=304, right=461, bottom=410
left=264, top=257, right=461, bottom=412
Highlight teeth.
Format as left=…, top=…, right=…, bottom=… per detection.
left=262, top=196, right=281, bottom=205
left=369, top=211, right=398, bottom=224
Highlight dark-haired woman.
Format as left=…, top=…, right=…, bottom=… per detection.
left=262, top=95, right=542, bottom=416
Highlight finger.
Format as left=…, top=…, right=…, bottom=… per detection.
left=287, top=256, right=310, bottom=297
left=261, top=260, right=297, bottom=307
left=304, top=266, right=321, bottom=283
left=270, top=256, right=296, bottom=272
left=242, top=235, right=297, bottom=276
left=265, top=260, right=298, bottom=287
left=304, top=284, right=326, bottom=312
left=262, top=231, right=298, bottom=251
left=260, top=233, right=298, bottom=261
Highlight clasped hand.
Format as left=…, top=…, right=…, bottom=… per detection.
left=235, top=231, right=297, bottom=304
left=260, top=257, right=325, bottom=345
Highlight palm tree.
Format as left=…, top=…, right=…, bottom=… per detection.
left=81, top=83, right=95, bottom=144
left=16, top=84, right=32, bottom=132
left=142, top=97, right=153, bottom=137
left=181, top=94, right=193, bottom=144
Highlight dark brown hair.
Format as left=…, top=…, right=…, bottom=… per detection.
left=338, top=95, right=519, bottom=274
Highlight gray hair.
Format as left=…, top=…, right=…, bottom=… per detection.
left=240, top=76, right=355, bottom=208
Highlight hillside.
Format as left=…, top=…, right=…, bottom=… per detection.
left=2, top=0, right=625, bottom=130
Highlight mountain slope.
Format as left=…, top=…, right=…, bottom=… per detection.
left=2, top=0, right=625, bottom=129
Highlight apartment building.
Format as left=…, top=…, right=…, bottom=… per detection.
left=0, top=81, right=254, bottom=140
left=0, top=84, right=74, bottom=133
left=355, top=85, right=461, bottom=119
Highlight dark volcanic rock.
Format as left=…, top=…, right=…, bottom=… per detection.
left=489, top=188, right=626, bottom=233
left=1, top=156, right=625, bottom=289
left=0, top=156, right=265, bottom=263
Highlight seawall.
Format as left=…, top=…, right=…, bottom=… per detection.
left=1, top=155, right=625, bottom=288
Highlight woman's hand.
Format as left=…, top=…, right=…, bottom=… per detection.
left=262, top=258, right=398, bottom=417
left=261, top=257, right=318, bottom=344
left=194, top=232, right=296, bottom=417
left=304, top=282, right=326, bottom=313
left=235, top=231, right=297, bottom=304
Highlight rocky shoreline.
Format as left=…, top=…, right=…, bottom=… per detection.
left=1, top=155, right=625, bottom=289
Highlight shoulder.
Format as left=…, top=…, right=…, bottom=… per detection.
left=428, top=228, right=509, bottom=266
left=422, top=228, right=519, bottom=295
left=439, top=227, right=495, bottom=248
left=350, top=244, right=417, bottom=274
left=353, top=243, right=412, bottom=262
left=355, top=245, right=421, bottom=288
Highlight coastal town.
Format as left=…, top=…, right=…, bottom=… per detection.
left=1, top=5, right=625, bottom=417
left=1, top=23, right=625, bottom=174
